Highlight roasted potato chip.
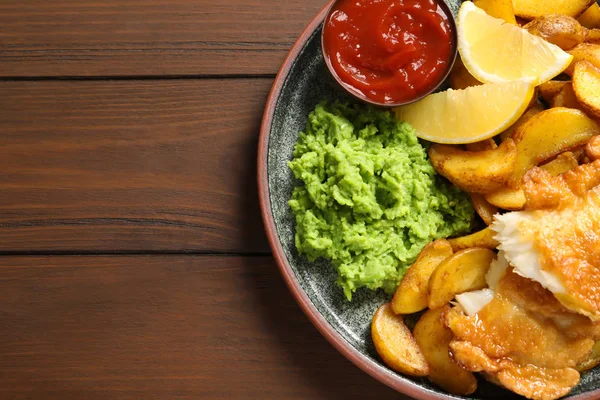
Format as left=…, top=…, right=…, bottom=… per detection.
left=513, top=0, right=595, bottom=20
left=573, top=60, right=600, bottom=118
left=473, top=0, right=517, bottom=24
left=413, top=306, right=478, bottom=395
left=470, top=194, right=498, bottom=225
left=550, top=83, right=585, bottom=110
left=509, top=107, right=600, bottom=187
left=579, top=3, right=600, bottom=29
left=566, top=43, right=600, bottom=74
left=539, top=80, right=570, bottom=104
left=576, top=341, right=600, bottom=372
left=428, top=248, right=496, bottom=309
left=485, top=186, right=527, bottom=210
left=498, top=101, right=545, bottom=142
left=448, top=227, right=500, bottom=252
left=391, top=240, right=453, bottom=315
left=449, top=58, right=482, bottom=90
left=525, top=15, right=586, bottom=50
left=586, top=135, right=600, bottom=160
left=429, top=139, right=517, bottom=194
left=372, top=303, right=430, bottom=377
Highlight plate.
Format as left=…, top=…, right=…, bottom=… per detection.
left=257, top=1, right=600, bottom=399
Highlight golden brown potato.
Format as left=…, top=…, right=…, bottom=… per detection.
left=566, top=43, right=600, bottom=74
left=579, top=3, right=600, bottom=29
left=473, top=0, right=517, bottom=24
left=509, top=107, right=600, bottom=187
left=372, top=303, right=430, bottom=377
left=413, top=306, right=478, bottom=395
left=539, top=80, right=570, bottom=104
left=391, top=240, right=453, bottom=315
left=465, top=139, right=497, bottom=152
left=587, top=28, right=600, bottom=43
left=586, top=135, right=600, bottom=160
left=449, top=58, right=482, bottom=91
left=428, top=248, right=496, bottom=309
left=576, top=341, right=600, bottom=372
left=486, top=152, right=578, bottom=209
left=573, top=60, right=600, bottom=118
left=550, top=83, right=585, bottom=111
left=513, top=0, right=595, bottom=20
left=429, top=139, right=517, bottom=194
left=525, top=14, right=586, bottom=50
left=447, top=227, right=500, bottom=252
left=498, top=102, right=545, bottom=142
left=469, top=194, right=498, bottom=225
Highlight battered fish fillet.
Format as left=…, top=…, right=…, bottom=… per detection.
left=493, top=160, right=600, bottom=319
left=446, top=269, right=599, bottom=400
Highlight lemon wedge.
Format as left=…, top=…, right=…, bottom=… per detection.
left=457, top=1, right=573, bottom=84
left=395, top=81, right=535, bottom=144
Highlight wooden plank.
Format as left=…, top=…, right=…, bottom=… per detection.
left=0, top=255, right=401, bottom=400
left=0, top=0, right=325, bottom=77
left=0, top=79, right=271, bottom=253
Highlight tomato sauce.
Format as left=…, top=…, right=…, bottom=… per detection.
left=323, top=0, right=455, bottom=105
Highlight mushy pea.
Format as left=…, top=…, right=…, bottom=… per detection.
left=288, top=102, right=474, bottom=300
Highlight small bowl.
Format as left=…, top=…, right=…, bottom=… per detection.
left=321, top=0, right=459, bottom=107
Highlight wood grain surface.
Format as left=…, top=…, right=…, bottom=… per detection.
left=0, top=79, right=270, bottom=253
left=0, top=256, right=399, bottom=400
left=0, top=0, right=326, bottom=77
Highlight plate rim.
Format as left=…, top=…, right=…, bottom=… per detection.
left=256, top=2, right=600, bottom=399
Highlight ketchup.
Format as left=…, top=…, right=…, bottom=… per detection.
left=323, top=0, right=454, bottom=105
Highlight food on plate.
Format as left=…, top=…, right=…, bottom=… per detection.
left=447, top=226, right=500, bottom=252
left=524, top=14, right=587, bottom=50
left=391, top=240, right=453, bottom=315
left=413, top=306, right=477, bottom=395
left=469, top=194, right=498, bottom=225
left=577, top=341, right=600, bottom=372
left=457, top=2, right=573, bottom=84
left=539, top=80, right=570, bottom=103
left=428, top=139, right=518, bottom=193
left=573, top=61, right=600, bottom=117
left=465, top=138, right=497, bottom=152
left=587, top=136, right=600, bottom=160
left=372, top=303, right=430, bottom=376
left=288, top=103, right=474, bottom=300
left=428, top=247, right=495, bottom=309
left=550, top=83, right=584, bottom=110
left=566, top=43, right=600, bottom=74
left=448, top=58, right=481, bottom=90
left=578, top=3, right=600, bottom=29
left=473, top=0, right=516, bottom=24
left=322, top=0, right=454, bottom=105
left=395, top=81, right=535, bottom=144
left=498, top=100, right=545, bottom=142
left=509, top=107, right=600, bottom=187
left=512, top=0, right=595, bottom=19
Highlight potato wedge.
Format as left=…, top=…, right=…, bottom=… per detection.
left=539, top=80, right=570, bottom=104
left=391, top=240, right=453, bottom=315
left=525, top=15, right=586, bottom=50
left=447, top=227, right=500, bottom=252
left=509, top=107, right=600, bottom=187
left=540, top=151, right=580, bottom=175
left=372, top=303, right=429, bottom=377
left=473, top=0, right=516, bottom=24
left=485, top=186, right=527, bottom=210
left=429, top=139, right=517, bottom=194
left=498, top=102, right=545, bottom=142
left=449, top=58, right=482, bottom=90
left=413, top=306, right=478, bottom=395
left=469, top=194, right=498, bottom=226
left=465, top=138, right=497, bottom=152
left=550, top=83, right=585, bottom=110
left=587, top=29, right=600, bottom=43
left=428, top=248, right=496, bottom=309
left=566, top=43, right=600, bottom=74
left=576, top=341, right=600, bottom=372
left=513, top=0, right=595, bottom=20
left=579, top=3, right=600, bottom=29
left=573, top=60, right=600, bottom=118
left=586, top=135, right=600, bottom=160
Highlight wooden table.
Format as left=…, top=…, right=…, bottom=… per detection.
left=0, top=1, right=403, bottom=399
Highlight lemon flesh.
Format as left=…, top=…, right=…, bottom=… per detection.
left=395, top=82, right=535, bottom=144
left=458, top=1, right=573, bottom=84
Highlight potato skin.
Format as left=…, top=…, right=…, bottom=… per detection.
left=566, top=43, right=600, bottom=74
left=513, top=0, right=594, bottom=20
left=447, top=227, right=500, bottom=252
left=525, top=14, right=586, bottom=50
left=573, top=61, right=600, bottom=118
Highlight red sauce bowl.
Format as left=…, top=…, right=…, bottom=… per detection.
left=322, top=0, right=458, bottom=107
